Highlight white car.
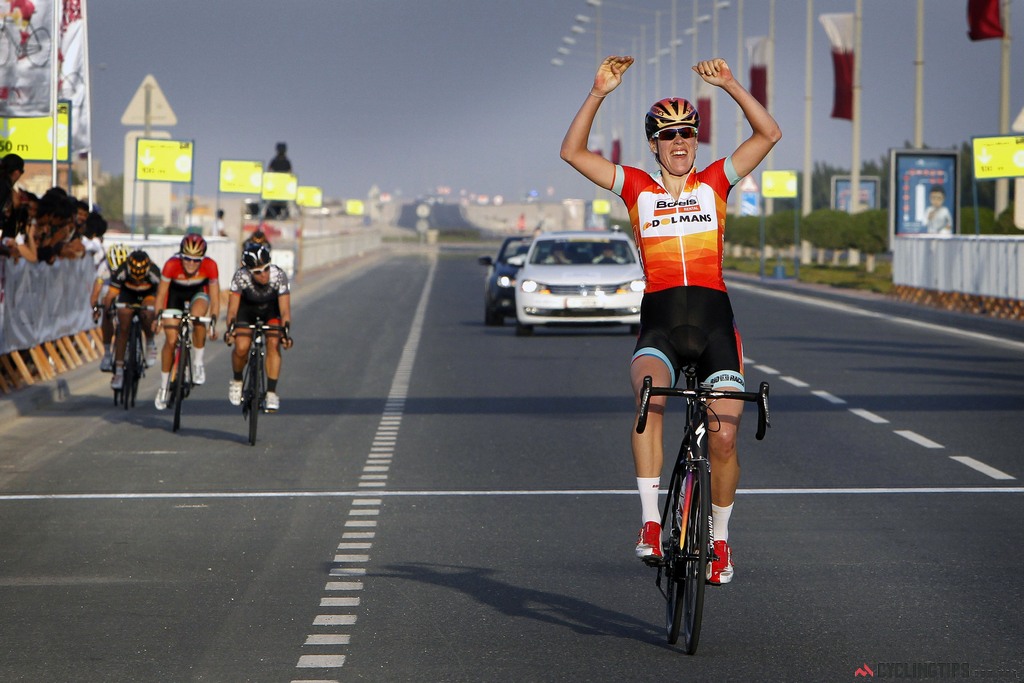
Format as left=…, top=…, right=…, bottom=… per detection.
left=514, top=231, right=645, bottom=336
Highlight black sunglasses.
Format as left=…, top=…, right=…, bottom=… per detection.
left=653, top=127, right=697, bottom=140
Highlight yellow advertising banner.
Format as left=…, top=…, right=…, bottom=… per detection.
left=219, top=160, right=263, bottom=194
left=972, top=135, right=1024, bottom=179
left=296, top=186, right=323, bottom=208
left=261, top=172, right=298, bottom=201
left=345, top=199, right=365, bottom=216
left=762, top=170, right=798, bottom=198
left=136, top=139, right=194, bottom=183
left=592, top=198, right=611, bottom=215
left=0, top=102, right=71, bottom=162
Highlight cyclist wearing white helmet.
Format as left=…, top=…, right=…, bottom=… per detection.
left=561, top=55, right=780, bottom=584
left=224, top=242, right=292, bottom=412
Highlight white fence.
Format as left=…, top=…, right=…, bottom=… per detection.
left=893, top=235, right=1024, bottom=300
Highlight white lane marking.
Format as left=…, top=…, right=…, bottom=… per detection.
left=849, top=408, right=889, bottom=424
left=4, top=487, right=1023, bottom=502
left=304, top=635, right=351, bottom=646
left=895, top=430, right=944, bottom=449
left=320, top=598, right=360, bottom=608
left=756, top=365, right=780, bottom=375
left=812, top=389, right=847, bottom=404
left=781, top=376, right=809, bottom=387
left=728, top=280, right=1024, bottom=353
left=313, top=615, right=357, bottom=626
left=296, top=654, right=346, bottom=668
left=949, top=456, right=1016, bottom=480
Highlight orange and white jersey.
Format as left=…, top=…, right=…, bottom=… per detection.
left=612, top=158, right=738, bottom=294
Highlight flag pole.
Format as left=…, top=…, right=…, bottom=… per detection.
left=733, top=0, right=743, bottom=215
left=82, top=0, right=94, bottom=208
left=50, top=0, right=60, bottom=188
left=913, top=0, right=924, bottom=148
left=994, top=0, right=1011, bottom=216
left=802, top=0, right=813, bottom=216
left=849, top=0, right=862, bottom=213
left=765, top=0, right=775, bottom=216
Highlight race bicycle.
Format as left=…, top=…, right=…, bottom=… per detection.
left=160, top=302, right=213, bottom=432
left=635, top=365, right=770, bottom=654
left=112, top=302, right=152, bottom=409
left=230, top=319, right=288, bottom=446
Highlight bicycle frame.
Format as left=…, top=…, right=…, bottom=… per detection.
left=160, top=303, right=213, bottom=432
left=113, top=303, right=152, bottom=409
left=233, top=320, right=286, bottom=445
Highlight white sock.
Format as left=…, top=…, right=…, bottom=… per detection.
left=194, top=346, right=205, bottom=365
left=637, top=477, right=661, bottom=525
left=712, top=503, right=733, bottom=543
left=160, top=371, right=170, bottom=387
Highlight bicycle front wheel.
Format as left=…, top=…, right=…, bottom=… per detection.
left=678, top=464, right=710, bottom=654
left=172, top=347, right=189, bottom=432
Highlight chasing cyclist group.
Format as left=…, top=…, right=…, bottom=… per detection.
left=94, top=231, right=293, bottom=413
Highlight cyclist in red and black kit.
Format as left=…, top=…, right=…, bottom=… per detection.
left=561, top=55, right=781, bottom=584
left=104, top=250, right=161, bottom=391
left=152, top=234, right=220, bottom=410
left=224, top=243, right=292, bottom=412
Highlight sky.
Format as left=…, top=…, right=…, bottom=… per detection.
left=84, top=0, right=1024, bottom=204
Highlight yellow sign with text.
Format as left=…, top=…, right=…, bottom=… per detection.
left=219, top=160, right=263, bottom=194
left=0, top=102, right=71, bottom=162
left=972, top=135, right=1024, bottom=179
left=296, top=186, right=323, bottom=208
left=762, top=170, right=798, bottom=198
left=345, top=199, right=365, bottom=216
left=592, top=199, right=611, bottom=215
left=136, top=139, right=194, bottom=183
left=261, top=172, right=297, bottom=201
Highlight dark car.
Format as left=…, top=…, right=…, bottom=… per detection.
left=478, top=235, right=532, bottom=326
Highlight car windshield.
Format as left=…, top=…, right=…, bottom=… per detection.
left=499, top=239, right=531, bottom=262
left=529, top=239, right=636, bottom=266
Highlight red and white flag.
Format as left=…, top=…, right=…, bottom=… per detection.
left=0, top=0, right=55, bottom=116
left=967, top=0, right=1004, bottom=40
left=745, top=36, right=768, bottom=110
left=819, top=13, right=854, bottom=121
left=60, top=0, right=90, bottom=153
left=696, top=80, right=711, bottom=144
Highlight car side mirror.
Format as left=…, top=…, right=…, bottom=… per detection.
left=478, top=256, right=494, bottom=266
left=506, top=255, right=525, bottom=267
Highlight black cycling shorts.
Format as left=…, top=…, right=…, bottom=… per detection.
left=166, top=284, right=209, bottom=312
left=115, top=286, right=157, bottom=307
left=632, top=285, right=745, bottom=390
left=235, top=300, right=281, bottom=325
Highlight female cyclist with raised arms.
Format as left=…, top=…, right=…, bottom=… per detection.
left=152, top=233, right=220, bottom=410
left=224, top=242, right=292, bottom=412
left=561, top=55, right=781, bottom=584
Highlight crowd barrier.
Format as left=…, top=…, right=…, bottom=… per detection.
left=0, top=230, right=383, bottom=395
left=893, top=234, right=1024, bottom=319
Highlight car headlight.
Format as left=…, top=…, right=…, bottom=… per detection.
left=497, top=275, right=515, bottom=288
left=629, top=279, right=646, bottom=292
left=520, top=279, right=539, bottom=293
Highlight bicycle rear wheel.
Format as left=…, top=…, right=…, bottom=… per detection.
left=172, top=347, right=189, bottom=432
left=241, top=347, right=261, bottom=446
left=122, top=321, right=142, bottom=409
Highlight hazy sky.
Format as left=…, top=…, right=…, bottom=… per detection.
left=86, top=0, right=1023, bottom=203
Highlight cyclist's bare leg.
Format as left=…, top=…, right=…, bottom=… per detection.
left=630, top=355, right=672, bottom=478
left=266, top=334, right=282, bottom=381
left=190, top=298, right=210, bottom=349
left=706, top=390, right=743, bottom=507
left=231, top=332, right=251, bottom=375
left=113, top=308, right=132, bottom=364
left=161, top=325, right=179, bottom=373
left=140, top=297, right=157, bottom=345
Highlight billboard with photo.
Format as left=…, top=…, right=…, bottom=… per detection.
left=889, top=149, right=959, bottom=245
left=831, top=176, right=880, bottom=212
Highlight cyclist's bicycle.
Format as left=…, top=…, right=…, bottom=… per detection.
left=230, top=319, right=288, bottom=446
left=0, top=17, right=50, bottom=67
left=635, top=365, right=770, bottom=654
left=160, top=302, right=213, bottom=432
left=112, top=302, right=152, bottom=409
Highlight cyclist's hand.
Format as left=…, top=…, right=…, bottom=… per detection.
left=282, top=335, right=293, bottom=350
left=693, top=58, right=733, bottom=88
left=593, top=55, right=634, bottom=97
left=91, top=304, right=102, bottom=322
left=208, top=324, right=218, bottom=341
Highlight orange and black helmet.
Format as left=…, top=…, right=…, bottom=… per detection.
left=645, top=98, right=699, bottom=140
left=179, top=233, right=207, bottom=258
left=127, top=250, right=151, bottom=280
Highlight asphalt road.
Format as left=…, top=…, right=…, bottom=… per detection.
left=1, top=246, right=1022, bottom=683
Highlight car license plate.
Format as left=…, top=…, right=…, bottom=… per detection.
left=565, top=297, right=598, bottom=309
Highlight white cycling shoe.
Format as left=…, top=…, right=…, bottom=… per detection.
left=264, top=391, right=280, bottom=412
left=228, top=380, right=242, bottom=406
left=154, top=386, right=168, bottom=410
left=192, top=362, right=206, bottom=386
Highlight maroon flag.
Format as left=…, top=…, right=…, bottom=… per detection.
left=819, top=13, right=854, bottom=121
left=967, top=0, right=1004, bottom=40
left=746, top=36, right=768, bottom=109
left=611, top=136, right=621, bottom=165
left=696, top=97, right=711, bottom=144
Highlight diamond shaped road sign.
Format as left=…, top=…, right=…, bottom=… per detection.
left=121, top=75, right=177, bottom=127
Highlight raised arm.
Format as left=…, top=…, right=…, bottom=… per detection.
left=560, top=55, right=635, bottom=190
left=693, top=58, right=781, bottom=178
